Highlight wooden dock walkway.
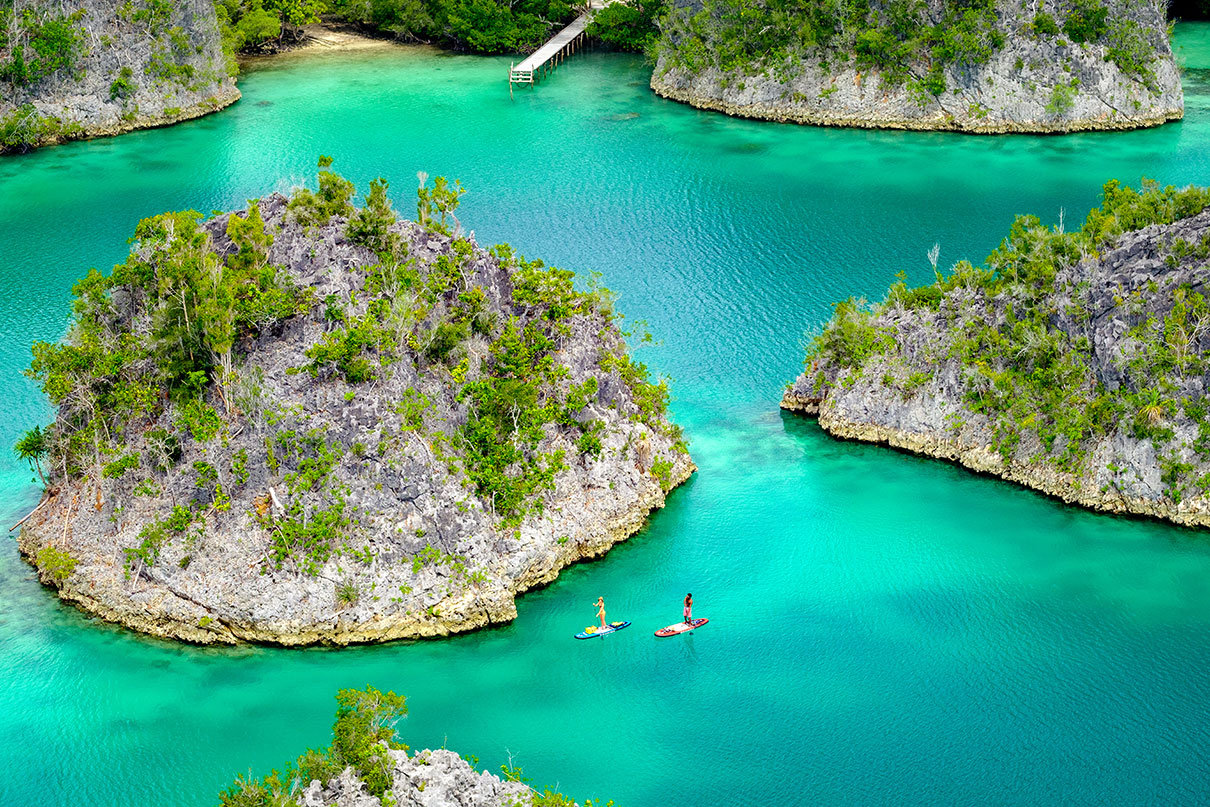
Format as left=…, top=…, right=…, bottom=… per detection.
left=509, top=0, right=610, bottom=90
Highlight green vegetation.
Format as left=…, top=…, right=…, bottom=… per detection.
left=659, top=0, right=1007, bottom=93
left=216, top=0, right=581, bottom=55
left=1031, top=12, right=1061, bottom=36
left=806, top=298, right=895, bottom=370
left=586, top=0, right=662, bottom=53
left=22, top=158, right=682, bottom=584
left=259, top=498, right=349, bottom=575
left=336, top=578, right=360, bottom=604
left=214, top=0, right=326, bottom=51
left=650, top=456, right=673, bottom=491
left=1046, top=79, right=1078, bottom=116
left=114, top=1, right=221, bottom=86
left=102, top=453, right=141, bottom=479
left=35, top=545, right=78, bottom=583
left=24, top=199, right=310, bottom=487
left=327, top=0, right=577, bottom=54
left=457, top=317, right=569, bottom=526
left=1062, top=0, right=1109, bottom=44
left=455, top=250, right=677, bottom=526
left=219, top=687, right=593, bottom=807
left=0, top=3, right=86, bottom=88
left=415, top=172, right=465, bottom=234
left=219, top=686, right=407, bottom=807
left=254, top=427, right=351, bottom=575
left=288, top=155, right=354, bottom=226
left=657, top=0, right=1162, bottom=96
left=14, top=425, right=48, bottom=487
left=109, top=66, right=136, bottom=101
left=305, top=305, right=396, bottom=382
left=1106, top=20, right=1160, bottom=88
left=805, top=180, right=1210, bottom=490
left=123, top=504, right=195, bottom=572
left=0, top=103, right=82, bottom=153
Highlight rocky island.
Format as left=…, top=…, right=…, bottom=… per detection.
left=16, top=161, right=693, bottom=645
left=783, top=180, right=1210, bottom=526
left=219, top=686, right=586, bottom=807
left=0, top=0, right=239, bottom=152
left=651, top=0, right=1183, bottom=133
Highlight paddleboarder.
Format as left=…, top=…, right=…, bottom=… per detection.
left=655, top=595, right=707, bottom=637
left=595, top=596, right=607, bottom=630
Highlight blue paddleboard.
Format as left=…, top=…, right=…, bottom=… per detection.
left=575, top=620, right=631, bottom=639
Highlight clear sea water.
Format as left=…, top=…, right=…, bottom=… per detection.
left=3, top=26, right=1210, bottom=807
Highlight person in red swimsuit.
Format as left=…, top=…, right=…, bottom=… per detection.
left=683, top=593, right=693, bottom=624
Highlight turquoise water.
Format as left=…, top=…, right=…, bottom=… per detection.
left=4, top=27, right=1210, bottom=806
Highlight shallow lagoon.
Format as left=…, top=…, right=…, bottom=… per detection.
left=2, top=26, right=1210, bottom=806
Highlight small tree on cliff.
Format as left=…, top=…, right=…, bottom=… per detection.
left=15, top=425, right=48, bottom=488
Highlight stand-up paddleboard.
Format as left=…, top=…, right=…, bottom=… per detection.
left=575, top=620, right=631, bottom=639
left=655, top=618, right=708, bottom=637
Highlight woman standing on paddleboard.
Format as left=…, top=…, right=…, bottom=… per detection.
left=683, top=593, right=693, bottom=624
left=595, top=597, right=607, bottom=630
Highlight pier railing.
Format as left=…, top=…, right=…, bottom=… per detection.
left=509, top=0, right=611, bottom=91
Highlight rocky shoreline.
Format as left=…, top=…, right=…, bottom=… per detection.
left=1, top=0, right=239, bottom=152
left=783, top=182, right=1210, bottom=528
left=652, top=0, right=1184, bottom=134
left=651, top=66, right=1183, bottom=134
left=17, top=170, right=693, bottom=646
left=40, top=89, right=240, bottom=144
left=781, top=391, right=1210, bottom=526
left=17, top=459, right=692, bottom=645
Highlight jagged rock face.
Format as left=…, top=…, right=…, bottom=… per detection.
left=0, top=0, right=239, bottom=148
left=18, top=192, right=693, bottom=645
left=300, top=749, right=544, bottom=807
left=652, top=0, right=1183, bottom=133
left=783, top=200, right=1210, bottom=527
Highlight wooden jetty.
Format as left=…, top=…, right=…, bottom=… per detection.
left=509, top=0, right=610, bottom=91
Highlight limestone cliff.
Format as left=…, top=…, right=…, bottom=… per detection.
left=0, top=0, right=239, bottom=152
left=652, top=0, right=1183, bottom=133
left=783, top=181, right=1210, bottom=526
left=17, top=168, right=693, bottom=645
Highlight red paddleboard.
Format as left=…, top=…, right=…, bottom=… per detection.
left=655, top=618, right=708, bottom=637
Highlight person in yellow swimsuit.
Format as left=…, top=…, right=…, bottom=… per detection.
left=595, top=596, right=607, bottom=630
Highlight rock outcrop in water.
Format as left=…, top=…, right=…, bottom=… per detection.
left=783, top=180, right=1210, bottom=526
left=295, top=749, right=544, bottom=807
left=220, top=686, right=582, bottom=807
left=0, top=0, right=239, bottom=152
left=17, top=165, right=693, bottom=645
left=652, top=0, right=1183, bottom=133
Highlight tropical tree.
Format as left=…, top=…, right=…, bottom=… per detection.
left=1137, top=387, right=1169, bottom=427
left=15, top=425, right=48, bottom=487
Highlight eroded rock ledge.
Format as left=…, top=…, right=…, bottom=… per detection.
left=783, top=181, right=1210, bottom=527
left=17, top=168, right=693, bottom=645
left=652, top=0, right=1183, bottom=134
